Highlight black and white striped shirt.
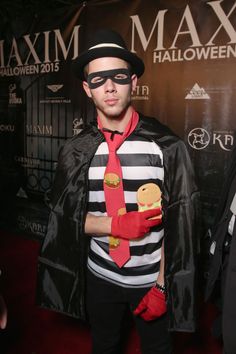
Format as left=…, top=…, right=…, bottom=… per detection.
left=87, top=132, right=164, bottom=288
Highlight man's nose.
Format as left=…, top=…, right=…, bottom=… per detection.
left=104, top=77, right=116, bottom=92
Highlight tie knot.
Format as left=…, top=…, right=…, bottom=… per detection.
left=102, top=128, right=123, bottom=141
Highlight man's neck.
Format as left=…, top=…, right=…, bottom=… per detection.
left=98, top=106, right=134, bottom=132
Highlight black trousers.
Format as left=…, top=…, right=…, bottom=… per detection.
left=86, top=270, right=172, bottom=354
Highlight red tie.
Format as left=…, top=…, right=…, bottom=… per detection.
left=98, top=110, right=139, bottom=267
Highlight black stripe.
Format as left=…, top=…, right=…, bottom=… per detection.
left=89, top=248, right=160, bottom=277
left=87, top=201, right=106, bottom=213
left=90, top=154, right=108, bottom=167
left=87, top=266, right=155, bottom=288
left=130, top=239, right=163, bottom=256
left=87, top=202, right=138, bottom=212
left=90, top=153, right=162, bottom=168
left=93, top=238, right=163, bottom=256
left=119, top=153, right=162, bottom=167
left=87, top=201, right=138, bottom=213
left=126, top=134, right=152, bottom=142
left=89, top=178, right=163, bottom=192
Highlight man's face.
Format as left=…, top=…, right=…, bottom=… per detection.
left=83, top=57, right=137, bottom=120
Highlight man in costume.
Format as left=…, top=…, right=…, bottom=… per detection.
left=205, top=144, right=236, bottom=354
left=37, top=29, right=199, bottom=354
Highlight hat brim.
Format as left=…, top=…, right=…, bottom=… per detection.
left=73, top=47, right=145, bottom=80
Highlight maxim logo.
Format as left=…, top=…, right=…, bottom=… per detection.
left=0, top=25, right=80, bottom=76
left=15, top=156, right=40, bottom=167
left=26, top=124, right=52, bottom=136
left=130, top=1, right=236, bottom=63
left=185, top=83, right=210, bottom=100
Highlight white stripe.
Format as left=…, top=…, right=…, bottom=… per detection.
left=131, top=229, right=164, bottom=246
left=89, top=190, right=137, bottom=204
left=89, top=43, right=125, bottom=50
left=88, top=258, right=159, bottom=286
left=89, top=166, right=106, bottom=180
left=95, top=141, right=163, bottom=158
left=91, top=227, right=164, bottom=245
left=91, top=229, right=164, bottom=246
left=118, top=141, right=163, bottom=158
left=89, top=190, right=105, bottom=203
left=124, top=191, right=138, bottom=203
left=122, top=166, right=164, bottom=180
left=88, top=165, right=163, bottom=181
left=90, top=240, right=111, bottom=260
left=87, top=211, right=107, bottom=217
left=125, top=248, right=161, bottom=267
left=95, top=142, right=108, bottom=155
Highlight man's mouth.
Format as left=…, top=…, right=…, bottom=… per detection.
left=104, top=97, right=118, bottom=105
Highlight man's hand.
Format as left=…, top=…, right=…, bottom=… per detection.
left=111, top=208, right=162, bottom=240
left=133, top=286, right=167, bottom=321
left=0, top=295, right=7, bottom=329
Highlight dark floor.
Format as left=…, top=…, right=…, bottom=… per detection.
left=0, top=230, right=223, bottom=354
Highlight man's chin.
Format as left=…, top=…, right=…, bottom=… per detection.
left=103, top=105, right=130, bottom=119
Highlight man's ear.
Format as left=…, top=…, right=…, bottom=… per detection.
left=131, top=74, right=137, bottom=94
left=83, top=81, right=92, bottom=98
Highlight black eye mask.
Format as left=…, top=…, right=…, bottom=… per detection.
left=87, top=68, right=132, bottom=89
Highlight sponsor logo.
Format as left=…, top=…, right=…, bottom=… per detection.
left=26, top=124, right=52, bottom=136
left=188, top=128, right=234, bottom=151
left=73, top=118, right=83, bottom=135
left=132, top=85, right=149, bottom=101
left=16, top=187, right=28, bottom=198
left=40, top=84, right=71, bottom=104
left=0, top=25, right=80, bottom=77
left=188, top=128, right=210, bottom=150
left=15, top=156, right=40, bottom=167
left=1, top=1, right=234, bottom=78
left=8, top=83, right=22, bottom=104
left=0, top=124, right=15, bottom=132
left=47, top=84, right=63, bottom=93
left=17, top=215, right=46, bottom=236
left=185, top=83, right=210, bottom=100
left=130, top=1, right=236, bottom=64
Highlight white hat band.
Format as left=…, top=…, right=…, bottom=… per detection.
left=89, top=43, right=125, bottom=51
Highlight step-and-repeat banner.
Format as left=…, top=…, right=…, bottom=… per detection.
left=0, top=0, right=235, bottom=240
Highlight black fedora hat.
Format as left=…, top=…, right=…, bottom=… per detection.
left=73, top=29, right=145, bottom=80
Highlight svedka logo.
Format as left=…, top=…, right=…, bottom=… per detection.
left=130, top=1, right=236, bottom=64
left=185, top=83, right=210, bottom=100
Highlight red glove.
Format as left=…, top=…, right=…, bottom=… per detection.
left=133, top=286, right=167, bottom=321
left=111, top=208, right=162, bottom=240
